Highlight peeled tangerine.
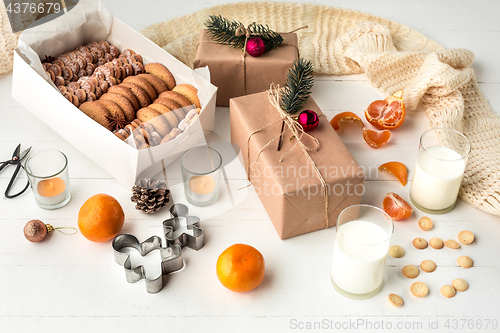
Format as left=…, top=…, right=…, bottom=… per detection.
left=383, top=192, right=413, bottom=221
left=378, top=162, right=408, bottom=186
left=330, top=112, right=391, bottom=148
left=365, top=90, right=406, bottom=130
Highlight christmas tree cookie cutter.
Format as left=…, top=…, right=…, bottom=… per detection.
left=112, top=234, right=184, bottom=294
left=162, top=204, right=204, bottom=251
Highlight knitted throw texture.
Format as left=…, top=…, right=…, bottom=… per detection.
left=141, top=1, right=500, bottom=216
left=1, top=2, right=498, bottom=215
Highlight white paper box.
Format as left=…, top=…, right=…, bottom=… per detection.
left=12, top=0, right=217, bottom=189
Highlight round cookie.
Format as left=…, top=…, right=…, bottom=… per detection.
left=388, top=245, right=404, bottom=258
left=429, top=237, right=444, bottom=249
left=120, top=82, right=151, bottom=108
left=158, top=90, right=192, bottom=108
left=96, top=100, right=127, bottom=128
left=412, top=237, right=428, bottom=250
left=100, top=93, right=136, bottom=122
left=153, top=97, right=186, bottom=121
left=402, top=265, right=419, bottom=279
left=137, top=73, right=168, bottom=95
left=148, top=103, right=180, bottom=129
left=144, top=63, right=176, bottom=90
left=79, top=101, right=112, bottom=130
left=458, top=230, right=474, bottom=244
left=418, top=216, right=433, bottom=231
left=108, top=85, right=140, bottom=111
left=136, top=107, right=170, bottom=137
left=172, top=84, right=201, bottom=109
left=410, top=282, right=428, bottom=298
left=123, top=76, right=157, bottom=101
left=452, top=278, right=469, bottom=292
left=444, top=239, right=460, bottom=249
left=388, top=294, right=403, bottom=307
left=440, top=285, right=456, bottom=298
left=420, top=259, right=436, bottom=273
left=457, top=255, right=473, bottom=268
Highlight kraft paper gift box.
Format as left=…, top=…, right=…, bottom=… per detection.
left=193, top=29, right=298, bottom=107
left=230, top=91, right=365, bottom=240
left=12, top=0, right=217, bottom=189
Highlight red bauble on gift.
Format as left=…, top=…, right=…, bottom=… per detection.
left=297, top=110, right=319, bottom=131
left=246, top=37, right=265, bottom=57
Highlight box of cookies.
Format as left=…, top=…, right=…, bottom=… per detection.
left=12, top=0, right=217, bottom=189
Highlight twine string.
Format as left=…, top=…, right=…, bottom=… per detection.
left=246, top=84, right=329, bottom=229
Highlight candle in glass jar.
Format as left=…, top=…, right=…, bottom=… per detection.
left=37, top=177, right=66, bottom=197
left=189, top=175, right=215, bottom=194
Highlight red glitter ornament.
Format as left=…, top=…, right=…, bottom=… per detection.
left=246, top=37, right=265, bottom=57
left=297, top=110, right=319, bottom=131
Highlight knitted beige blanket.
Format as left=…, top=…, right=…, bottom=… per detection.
left=142, top=1, right=500, bottom=216
left=2, top=2, right=499, bottom=215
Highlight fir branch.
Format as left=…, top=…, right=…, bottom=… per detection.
left=205, top=15, right=284, bottom=52
left=205, top=15, right=246, bottom=49
left=280, top=58, right=314, bottom=114
left=248, top=23, right=284, bottom=52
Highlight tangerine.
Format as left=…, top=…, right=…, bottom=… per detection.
left=363, top=128, right=391, bottom=148
left=330, top=112, right=364, bottom=131
left=216, top=243, right=265, bottom=292
left=78, top=193, right=125, bottom=242
left=378, top=162, right=408, bottom=186
left=365, top=90, right=406, bottom=130
left=383, top=192, right=413, bottom=221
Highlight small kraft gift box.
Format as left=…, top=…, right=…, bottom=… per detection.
left=230, top=78, right=365, bottom=240
left=193, top=16, right=299, bottom=107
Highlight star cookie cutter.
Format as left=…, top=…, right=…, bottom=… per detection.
left=162, top=204, right=204, bottom=251
left=112, top=234, right=184, bottom=294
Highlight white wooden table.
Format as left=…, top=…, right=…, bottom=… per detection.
left=1, top=0, right=499, bottom=332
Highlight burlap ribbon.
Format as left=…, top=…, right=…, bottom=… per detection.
left=246, top=84, right=329, bottom=229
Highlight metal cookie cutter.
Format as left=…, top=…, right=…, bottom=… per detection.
left=112, top=234, right=184, bottom=293
left=162, top=204, right=204, bottom=251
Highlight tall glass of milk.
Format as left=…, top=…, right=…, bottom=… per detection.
left=410, top=128, right=470, bottom=214
left=330, top=204, right=393, bottom=299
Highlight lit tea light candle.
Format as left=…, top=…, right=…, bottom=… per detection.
left=24, top=149, right=71, bottom=210
left=181, top=146, right=222, bottom=207
left=37, top=177, right=66, bottom=197
left=188, top=175, right=215, bottom=195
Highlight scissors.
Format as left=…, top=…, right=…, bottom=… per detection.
left=0, top=144, right=32, bottom=198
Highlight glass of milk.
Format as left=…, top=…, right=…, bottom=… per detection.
left=330, top=204, right=393, bottom=299
left=410, top=128, right=470, bottom=214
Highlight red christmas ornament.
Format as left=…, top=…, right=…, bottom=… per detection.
left=246, top=37, right=265, bottom=57
left=297, top=110, right=319, bottom=131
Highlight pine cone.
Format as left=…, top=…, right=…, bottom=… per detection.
left=131, top=178, right=170, bottom=213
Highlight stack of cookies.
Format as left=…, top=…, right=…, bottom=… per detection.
left=44, top=41, right=202, bottom=150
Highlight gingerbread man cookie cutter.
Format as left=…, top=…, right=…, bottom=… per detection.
left=162, top=204, right=204, bottom=251
left=112, top=234, right=184, bottom=293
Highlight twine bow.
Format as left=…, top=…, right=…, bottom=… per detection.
left=246, top=84, right=330, bottom=229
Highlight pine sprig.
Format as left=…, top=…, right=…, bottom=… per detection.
left=205, top=15, right=246, bottom=49
left=204, top=15, right=283, bottom=52
left=280, top=58, right=314, bottom=114
left=248, top=23, right=283, bottom=52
